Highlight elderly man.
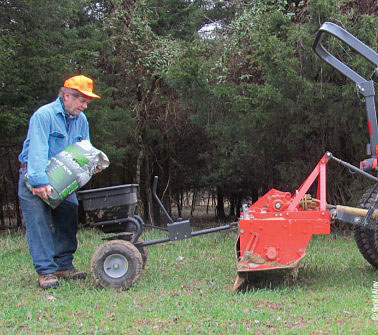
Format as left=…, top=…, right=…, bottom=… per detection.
left=18, top=75, right=101, bottom=289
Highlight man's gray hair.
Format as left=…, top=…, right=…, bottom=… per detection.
left=58, top=87, right=81, bottom=98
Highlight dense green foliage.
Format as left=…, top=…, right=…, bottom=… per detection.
left=1, top=0, right=378, bottom=226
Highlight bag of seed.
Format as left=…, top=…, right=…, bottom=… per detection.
left=25, top=140, right=110, bottom=208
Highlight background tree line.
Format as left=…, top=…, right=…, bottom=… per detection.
left=1, top=0, right=378, bottom=229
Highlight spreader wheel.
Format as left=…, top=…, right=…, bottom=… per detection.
left=106, top=233, right=148, bottom=269
left=135, top=238, right=148, bottom=269
left=91, top=240, right=143, bottom=289
left=355, top=185, right=378, bottom=268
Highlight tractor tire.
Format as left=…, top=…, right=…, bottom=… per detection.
left=91, top=240, right=143, bottom=289
left=354, top=185, right=378, bottom=268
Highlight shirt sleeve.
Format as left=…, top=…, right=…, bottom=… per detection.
left=81, top=113, right=90, bottom=141
left=27, top=110, right=50, bottom=187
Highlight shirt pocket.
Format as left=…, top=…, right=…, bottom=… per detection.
left=49, top=131, right=66, bottom=156
left=74, top=135, right=83, bottom=142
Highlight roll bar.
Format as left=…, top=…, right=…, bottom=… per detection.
left=313, top=22, right=378, bottom=85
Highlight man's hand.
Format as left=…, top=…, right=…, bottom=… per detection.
left=32, top=185, right=53, bottom=200
left=93, top=167, right=102, bottom=174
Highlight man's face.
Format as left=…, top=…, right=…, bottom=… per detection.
left=63, top=92, right=92, bottom=116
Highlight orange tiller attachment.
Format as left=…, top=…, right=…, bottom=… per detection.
left=233, top=153, right=331, bottom=290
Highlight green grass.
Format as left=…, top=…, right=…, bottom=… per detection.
left=0, top=228, right=377, bottom=334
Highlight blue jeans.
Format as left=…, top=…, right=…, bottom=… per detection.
left=18, top=167, right=79, bottom=275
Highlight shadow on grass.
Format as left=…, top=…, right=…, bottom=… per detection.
left=236, top=269, right=301, bottom=292
left=236, top=261, right=377, bottom=293
left=299, top=261, right=377, bottom=286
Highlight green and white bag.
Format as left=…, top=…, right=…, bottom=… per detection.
left=25, top=140, right=110, bottom=208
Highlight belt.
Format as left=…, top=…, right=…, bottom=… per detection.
left=20, top=162, right=27, bottom=169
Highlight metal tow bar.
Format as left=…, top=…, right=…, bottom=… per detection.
left=328, top=152, right=378, bottom=229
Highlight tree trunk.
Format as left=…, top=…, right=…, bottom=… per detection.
left=236, top=196, right=241, bottom=217
left=190, top=189, right=197, bottom=216
left=6, top=149, right=22, bottom=227
left=206, top=189, right=211, bottom=214
left=135, top=133, right=144, bottom=216
left=216, top=186, right=225, bottom=219
left=144, top=155, right=156, bottom=226
left=175, top=192, right=182, bottom=218
left=229, top=196, right=235, bottom=217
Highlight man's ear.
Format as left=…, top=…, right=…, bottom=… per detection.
left=62, top=92, right=70, bottom=102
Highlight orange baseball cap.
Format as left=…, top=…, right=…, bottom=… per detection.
left=64, top=75, right=101, bottom=99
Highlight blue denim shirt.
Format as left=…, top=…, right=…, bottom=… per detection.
left=18, top=97, right=90, bottom=187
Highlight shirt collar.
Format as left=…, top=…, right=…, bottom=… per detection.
left=58, top=97, right=77, bottom=120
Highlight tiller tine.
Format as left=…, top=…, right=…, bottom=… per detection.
left=234, top=153, right=332, bottom=290
left=233, top=272, right=247, bottom=292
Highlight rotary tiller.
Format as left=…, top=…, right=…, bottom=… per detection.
left=234, top=151, right=378, bottom=290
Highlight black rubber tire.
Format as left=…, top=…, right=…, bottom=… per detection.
left=135, top=238, right=148, bottom=269
left=91, top=240, right=143, bottom=289
left=131, top=216, right=149, bottom=269
left=354, top=185, right=378, bottom=268
left=105, top=233, right=148, bottom=269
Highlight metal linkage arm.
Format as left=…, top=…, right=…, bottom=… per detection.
left=152, top=176, right=174, bottom=224
left=328, top=152, right=378, bottom=183
left=146, top=176, right=234, bottom=248
left=328, top=152, right=378, bottom=229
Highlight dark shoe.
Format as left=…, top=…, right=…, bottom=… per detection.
left=55, top=268, right=87, bottom=280
left=38, top=274, right=59, bottom=289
